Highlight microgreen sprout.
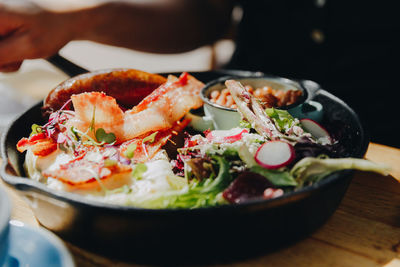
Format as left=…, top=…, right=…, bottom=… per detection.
left=30, top=124, right=43, bottom=136
left=124, top=143, right=137, bottom=159
left=132, top=163, right=147, bottom=180
left=71, top=127, right=106, bottom=146
left=89, top=106, right=96, bottom=133
left=95, top=128, right=116, bottom=144
left=143, top=131, right=158, bottom=144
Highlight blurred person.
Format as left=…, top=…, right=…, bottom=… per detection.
left=0, top=0, right=233, bottom=71
left=1, top=0, right=399, bottom=147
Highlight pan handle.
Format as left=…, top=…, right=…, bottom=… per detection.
left=47, top=53, right=89, bottom=77
left=300, top=79, right=322, bottom=102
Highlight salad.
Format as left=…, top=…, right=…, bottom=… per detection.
left=16, top=71, right=389, bottom=209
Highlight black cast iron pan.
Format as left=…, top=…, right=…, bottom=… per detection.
left=0, top=62, right=369, bottom=265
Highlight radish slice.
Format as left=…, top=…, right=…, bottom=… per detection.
left=300, top=118, right=331, bottom=143
left=206, top=128, right=248, bottom=143
left=254, top=141, right=295, bottom=169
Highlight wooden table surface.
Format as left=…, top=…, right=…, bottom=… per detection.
left=1, top=142, right=399, bottom=267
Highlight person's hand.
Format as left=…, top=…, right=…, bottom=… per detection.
left=0, top=1, right=84, bottom=72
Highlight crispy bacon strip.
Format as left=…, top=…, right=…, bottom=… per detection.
left=41, top=119, right=189, bottom=189
left=130, top=72, right=189, bottom=113
left=17, top=133, right=57, bottom=157
left=42, top=156, right=132, bottom=190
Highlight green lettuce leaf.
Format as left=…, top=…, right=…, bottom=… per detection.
left=290, top=157, right=390, bottom=186
left=265, top=108, right=296, bottom=132
left=250, top=165, right=297, bottom=186
left=127, top=155, right=232, bottom=209
left=239, top=120, right=252, bottom=129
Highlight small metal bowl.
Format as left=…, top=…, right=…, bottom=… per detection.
left=197, top=74, right=323, bottom=131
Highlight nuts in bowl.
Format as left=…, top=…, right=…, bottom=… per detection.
left=200, top=75, right=308, bottom=130
left=208, top=83, right=303, bottom=110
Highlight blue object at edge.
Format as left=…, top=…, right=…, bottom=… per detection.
left=2, top=221, right=74, bottom=267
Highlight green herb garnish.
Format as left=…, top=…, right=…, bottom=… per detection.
left=70, top=127, right=81, bottom=141
left=239, top=120, right=252, bottom=129
left=89, top=106, right=96, bottom=133
left=143, top=131, right=158, bottom=144
left=30, top=124, right=43, bottom=136
left=124, top=143, right=137, bottom=159
left=132, top=163, right=148, bottom=180
left=95, top=128, right=116, bottom=144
